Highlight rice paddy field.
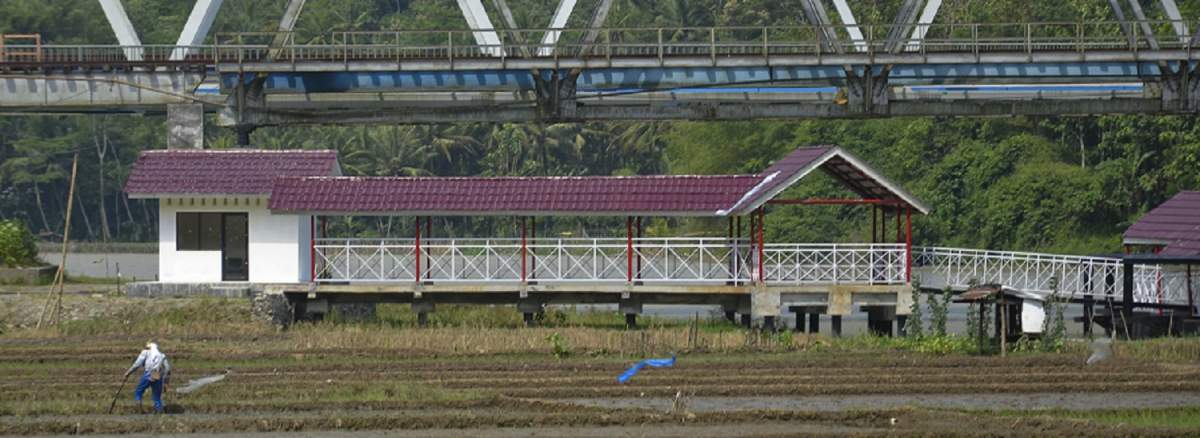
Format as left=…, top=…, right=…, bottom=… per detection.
left=2, top=294, right=1200, bottom=436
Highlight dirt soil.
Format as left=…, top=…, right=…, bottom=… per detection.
left=3, top=333, right=1200, bottom=437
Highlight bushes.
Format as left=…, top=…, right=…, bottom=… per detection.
left=0, top=220, right=39, bottom=268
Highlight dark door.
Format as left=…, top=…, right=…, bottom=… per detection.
left=222, top=213, right=249, bottom=281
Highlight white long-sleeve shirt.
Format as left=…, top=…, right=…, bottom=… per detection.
left=127, top=348, right=171, bottom=381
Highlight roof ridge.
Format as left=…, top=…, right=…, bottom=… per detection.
left=281, top=174, right=761, bottom=181
left=141, top=149, right=337, bottom=154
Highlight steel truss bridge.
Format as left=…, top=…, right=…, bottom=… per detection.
left=5, top=0, right=1200, bottom=135
left=313, top=237, right=1199, bottom=312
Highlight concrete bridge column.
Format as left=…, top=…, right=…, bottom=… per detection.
left=619, top=298, right=642, bottom=329
left=751, top=287, right=780, bottom=330
left=412, top=300, right=435, bottom=327
left=518, top=299, right=543, bottom=327
left=864, top=305, right=896, bottom=337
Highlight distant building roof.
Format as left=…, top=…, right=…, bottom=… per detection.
left=268, top=146, right=930, bottom=217
left=125, top=149, right=340, bottom=197
left=1124, top=191, right=1200, bottom=256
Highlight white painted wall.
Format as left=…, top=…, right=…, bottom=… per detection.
left=158, top=197, right=312, bottom=283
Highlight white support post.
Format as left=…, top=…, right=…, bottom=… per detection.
left=1125, top=0, right=1160, bottom=50
left=538, top=0, right=578, bottom=56
left=831, top=0, right=867, bottom=53
left=905, top=0, right=942, bottom=51
left=456, top=0, right=504, bottom=57
left=98, top=0, right=143, bottom=61
left=171, top=0, right=224, bottom=60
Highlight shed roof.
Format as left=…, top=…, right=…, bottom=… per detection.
left=125, top=149, right=340, bottom=197
left=1124, top=191, right=1200, bottom=256
left=268, top=146, right=929, bottom=217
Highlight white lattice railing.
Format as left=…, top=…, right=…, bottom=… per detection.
left=313, top=239, right=1196, bottom=307
left=913, top=247, right=1123, bottom=298
left=764, top=244, right=907, bottom=285
left=912, top=247, right=1197, bottom=307
left=313, top=238, right=908, bottom=285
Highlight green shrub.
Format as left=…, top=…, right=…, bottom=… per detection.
left=0, top=220, right=39, bottom=268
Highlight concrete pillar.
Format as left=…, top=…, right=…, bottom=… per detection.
left=412, top=300, right=435, bottom=327
left=897, top=314, right=908, bottom=337
left=619, top=299, right=642, bottom=329
left=290, top=295, right=307, bottom=323
left=518, top=299, right=542, bottom=327
left=625, top=313, right=638, bottom=329
left=791, top=307, right=806, bottom=332
left=808, top=312, right=820, bottom=334
left=167, top=104, right=204, bottom=149
left=831, top=315, right=843, bottom=337
left=751, top=287, right=780, bottom=327
left=740, top=313, right=751, bottom=328
left=1082, top=295, right=1094, bottom=337
left=724, top=310, right=737, bottom=324
left=763, top=315, right=777, bottom=332
left=866, top=306, right=896, bottom=337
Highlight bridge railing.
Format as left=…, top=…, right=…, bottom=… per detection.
left=312, top=237, right=908, bottom=285
left=5, top=21, right=1200, bottom=66
left=913, top=247, right=1123, bottom=299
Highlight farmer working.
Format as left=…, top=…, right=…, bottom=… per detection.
left=124, top=341, right=171, bottom=413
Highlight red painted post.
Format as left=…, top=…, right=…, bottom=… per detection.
left=530, top=217, right=536, bottom=280
left=521, top=217, right=527, bottom=283
left=626, top=216, right=633, bottom=282
left=905, top=207, right=912, bottom=283
left=414, top=216, right=421, bottom=282
left=757, top=207, right=765, bottom=284
left=425, top=216, right=432, bottom=280
left=309, top=215, right=316, bottom=282
left=636, top=216, right=643, bottom=279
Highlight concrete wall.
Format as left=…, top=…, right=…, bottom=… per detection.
left=158, top=197, right=311, bottom=283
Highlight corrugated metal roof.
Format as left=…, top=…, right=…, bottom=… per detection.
left=1124, top=191, right=1200, bottom=256
left=124, top=149, right=340, bottom=196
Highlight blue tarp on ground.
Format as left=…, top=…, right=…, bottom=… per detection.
left=617, top=354, right=676, bottom=384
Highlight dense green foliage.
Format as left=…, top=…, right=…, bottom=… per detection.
left=0, top=220, right=39, bottom=268
left=1, top=1, right=1199, bottom=254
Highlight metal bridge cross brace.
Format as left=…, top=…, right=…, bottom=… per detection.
left=534, top=70, right=579, bottom=121
left=1160, top=64, right=1200, bottom=112
left=845, top=68, right=891, bottom=116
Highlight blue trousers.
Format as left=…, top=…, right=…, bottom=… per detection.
left=133, top=375, right=164, bottom=412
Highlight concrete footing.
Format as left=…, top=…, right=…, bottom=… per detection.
left=864, top=305, right=897, bottom=337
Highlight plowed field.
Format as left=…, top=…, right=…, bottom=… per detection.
left=4, top=335, right=1200, bottom=436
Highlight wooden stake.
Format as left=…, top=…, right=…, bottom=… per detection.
left=37, top=154, right=78, bottom=330
left=999, top=298, right=1007, bottom=357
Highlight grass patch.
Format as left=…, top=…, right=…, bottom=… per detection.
left=998, top=407, right=1200, bottom=430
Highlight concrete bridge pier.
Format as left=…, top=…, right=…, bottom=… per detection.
left=830, top=315, right=843, bottom=337
left=619, top=298, right=642, bottom=329
left=788, top=306, right=825, bottom=334
left=412, top=300, right=435, bottom=327
left=751, top=287, right=781, bottom=330
left=864, top=305, right=897, bottom=337
left=518, top=299, right=542, bottom=327
left=737, top=298, right=752, bottom=328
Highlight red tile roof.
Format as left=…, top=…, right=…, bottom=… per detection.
left=268, top=146, right=928, bottom=217
left=125, top=149, right=339, bottom=196
left=1124, top=191, right=1200, bottom=256
left=269, top=175, right=761, bottom=215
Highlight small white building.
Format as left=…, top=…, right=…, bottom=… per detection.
left=125, top=149, right=339, bottom=284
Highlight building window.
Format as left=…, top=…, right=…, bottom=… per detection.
left=177, top=212, right=223, bottom=251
